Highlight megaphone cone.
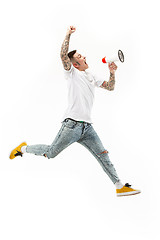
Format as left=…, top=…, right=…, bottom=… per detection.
left=102, top=50, right=124, bottom=63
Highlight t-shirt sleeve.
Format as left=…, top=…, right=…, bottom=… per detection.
left=63, top=64, right=74, bottom=80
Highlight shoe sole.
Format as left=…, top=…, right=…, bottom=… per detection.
left=117, top=190, right=141, bottom=197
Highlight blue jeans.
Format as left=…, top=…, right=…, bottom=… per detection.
left=26, top=118, right=120, bottom=184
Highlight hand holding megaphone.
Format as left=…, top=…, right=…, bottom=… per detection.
left=102, top=50, right=124, bottom=64
left=108, top=62, right=118, bottom=73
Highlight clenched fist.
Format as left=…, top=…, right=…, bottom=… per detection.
left=108, top=62, right=118, bottom=73
left=67, top=26, right=76, bottom=35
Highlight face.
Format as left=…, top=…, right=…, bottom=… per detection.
left=72, top=52, right=89, bottom=71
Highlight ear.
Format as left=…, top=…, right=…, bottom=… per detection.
left=73, top=63, right=79, bottom=69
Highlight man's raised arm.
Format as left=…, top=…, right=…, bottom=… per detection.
left=60, top=26, right=76, bottom=71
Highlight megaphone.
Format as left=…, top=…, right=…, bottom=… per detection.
left=102, top=50, right=124, bottom=64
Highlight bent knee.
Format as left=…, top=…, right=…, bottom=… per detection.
left=46, top=148, right=60, bottom=159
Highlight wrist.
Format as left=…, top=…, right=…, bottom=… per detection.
left=66, top=32, right=71, bottom=36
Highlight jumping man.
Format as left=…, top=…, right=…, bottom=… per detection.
left=9, top=26, right=141, bottom=197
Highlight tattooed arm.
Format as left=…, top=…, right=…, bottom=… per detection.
left=60, top=26, right=76, bottom=71
left=100, top=62, right=117, bottom=91
left=100, top=72, right=115, bottom=91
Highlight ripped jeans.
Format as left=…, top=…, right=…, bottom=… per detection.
left=26, top=118, right=120, bottom=184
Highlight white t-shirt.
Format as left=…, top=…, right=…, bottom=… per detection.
left=62, top=65, right=105, bottom=123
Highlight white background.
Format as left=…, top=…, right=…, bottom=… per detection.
left=0, top=0, right=160, bottom=239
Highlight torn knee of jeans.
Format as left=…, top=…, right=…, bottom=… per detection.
left=99, top=150, right=108, bottom=154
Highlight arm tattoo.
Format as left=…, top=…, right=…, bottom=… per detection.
left=109, top=72, right=115, bottom=90
left=100, top=72, right=115, bottom=91
left=60, top=34, right=72, bottom=71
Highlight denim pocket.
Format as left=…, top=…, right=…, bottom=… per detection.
left=64, top=120, right=77, bottom=129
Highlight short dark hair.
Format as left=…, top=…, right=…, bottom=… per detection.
left=68, top=50, right=77, bottom=60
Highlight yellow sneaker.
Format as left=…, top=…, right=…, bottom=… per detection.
left=9, top=142, right=27, bottom=160
left=116, top=183, right=141, bottom=197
